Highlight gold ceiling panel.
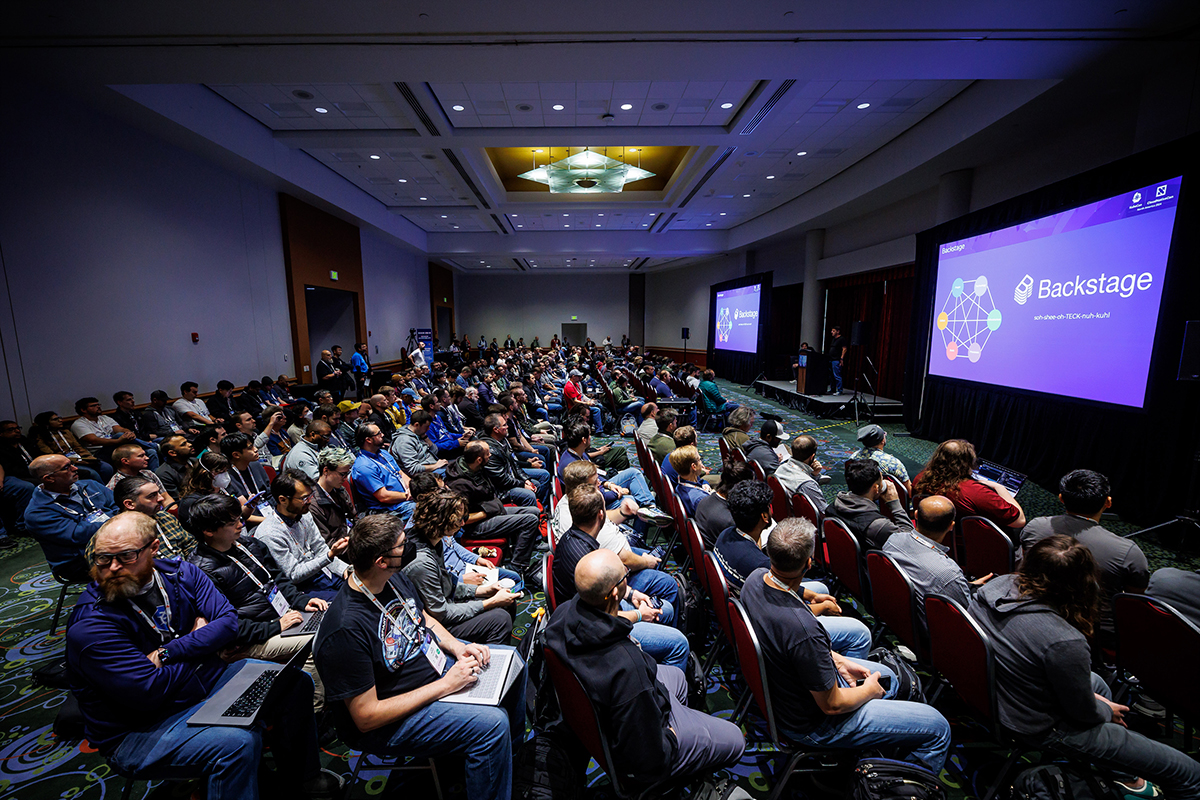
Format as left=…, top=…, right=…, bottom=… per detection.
left=487, top=146, right=687, bottom=192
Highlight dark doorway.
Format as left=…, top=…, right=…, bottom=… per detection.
left=436, top=306, right=453, bottom=349
left=305, top=287, right=358, bottom=370
left=561, top=322, right=587, bottom=348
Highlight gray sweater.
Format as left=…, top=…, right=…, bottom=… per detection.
left=252, top=507, right=350, bottom=586
left=391, top=426, right=437, bottom=476
left=402, top=539, right=484, bottom=626
left=968, top=574, right=1111, bottom=737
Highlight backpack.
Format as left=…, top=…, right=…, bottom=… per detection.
left=519, top=607, right=559, bottom=729
left=512, top=734, right=588, bottom=800
left=674, top=572, right=708, bottom=648
left=850, top=757, right=946, bottom=800
left=1010, top=765, right=1120, bottom=800
left=867, top=646, right=926, bottom=703
left=619, top=414, right=638, bottom=437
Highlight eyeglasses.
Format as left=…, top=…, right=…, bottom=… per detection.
left=93, top=543, right=151, bottom=567
left=605, top=567, right=632, bottom=596
left=47, top=461, right=76, bottom=476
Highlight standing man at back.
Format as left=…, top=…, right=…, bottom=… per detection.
left=826, top=326, right=847, bottom=395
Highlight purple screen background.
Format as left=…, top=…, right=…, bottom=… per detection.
left=714, top=284, right=763, bottom=353
left=927, top=177, right=1181, bottom=408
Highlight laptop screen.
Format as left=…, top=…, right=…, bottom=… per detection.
left=972, top=458, right=1026, bottom=494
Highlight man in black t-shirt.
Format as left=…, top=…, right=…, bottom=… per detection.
left=825, top=326, right=847, bottom=395
left=739, top=519, right=950, bottom=773
left=314, top=515, right=525, bottom=800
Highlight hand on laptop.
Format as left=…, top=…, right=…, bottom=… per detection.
left=306, top=598, right=328, bottom=612
left=279, top=610, right=304, bottom=632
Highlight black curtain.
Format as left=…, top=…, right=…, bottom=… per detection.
left=903, top=133, right=1200, bottom=525
left=708, top=271, right=774, bottom=384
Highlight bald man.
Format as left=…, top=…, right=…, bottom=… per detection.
left=24, top=454, right=118, bottom=581
left=882, top=495, right=993, bottom=638
left=315, top=349, right=344, bottom=400
left=545, top=549, right=745, bottom=790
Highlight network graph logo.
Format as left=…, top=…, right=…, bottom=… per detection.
left=936, top=276, right=1002, bottom=363
left=716, top=307, right=733, bottom=343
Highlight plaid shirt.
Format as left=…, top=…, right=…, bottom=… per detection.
left=84, top=510, right=195, bottom=564
left=852, top=447, right=910, bottom=484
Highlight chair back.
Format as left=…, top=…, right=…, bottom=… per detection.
left=542, top=647, right=625, bottom=794
left=766, top=475, right=791, bottom=522
left=747, top=459, right=765, bottom=481
left=865, top=550, right=926, bottom=660
left=544, top=551, right=557, bottom=612
left=960, top=516, right=1015, bottom=579
left=634, top=436, right=653, bottom=476
left=701, top=551, right=735, bottom=644
left=925, top=594, right=996, bottom=726
left=681, top=521, right=706, bottom=582
left=1114, top=593, right=1200, bottom=720
left=263, top=464, right=277, bottom=483
left=791, top=492, right=821, bottom=529
left=726, top=597, right=782, bottom=744
left=822, top=517, right=866, bottom=601
left=718, top=437, right=731, bottom=464
left=883, top=474, right=909, bottom=514
left=553, top=475, right=564, bottom=503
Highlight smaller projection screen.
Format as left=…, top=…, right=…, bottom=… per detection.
left=714, top=283, right=763, bottom=354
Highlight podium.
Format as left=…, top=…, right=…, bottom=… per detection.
left=795, top=352, right=827, bottom=395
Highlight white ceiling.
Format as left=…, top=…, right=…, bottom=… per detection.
left=7, top=2, right=1198, bottom=272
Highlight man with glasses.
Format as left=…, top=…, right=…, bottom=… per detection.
left=255, top=469, right=350, bottom=602
left=25, top=455, right=118, bottom=581
left=350, top=424, right=415, bottom=518
left=67, top=512, right=335, bottom=799
left=111, top=475, right=194, bottom=560
left=545, top=547, right=744, bottom=790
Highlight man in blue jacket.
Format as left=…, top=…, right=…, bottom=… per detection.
left=25, top=454, right=118, bottom=581
left=66, top=512, right=335, bottom=799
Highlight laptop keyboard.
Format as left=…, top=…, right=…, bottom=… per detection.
left=298, top=610, right=325, bottom=633
left=222, top=669, right=280, bottom=718
left=473, top=661, right=503, bottom=695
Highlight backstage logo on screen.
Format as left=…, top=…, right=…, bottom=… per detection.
left=716, top=307, right=733, bottom=343
left=1013, top=274, right=1034, bottom=305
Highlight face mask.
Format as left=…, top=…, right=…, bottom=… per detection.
left=213, top=472, right=232, bottom=491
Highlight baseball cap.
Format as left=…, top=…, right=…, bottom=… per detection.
left=857, top=424, right=886, bottom=447
left=337, top=400, right=358, bottom=413
left=760, top=420, right=789, bottom=441
left=569, top=369, right=584, bottom=377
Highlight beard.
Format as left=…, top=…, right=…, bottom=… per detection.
left=93, top=558, right=155, bottom=603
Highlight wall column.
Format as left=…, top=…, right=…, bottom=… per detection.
left=800, top=229, right=825, bottom=349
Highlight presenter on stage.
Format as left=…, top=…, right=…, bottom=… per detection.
left=826, top=326, right=847, bottom=395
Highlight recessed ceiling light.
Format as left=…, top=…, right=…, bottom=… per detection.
left=857, top=102, right=871, bottom=109
left=480, top=261, right=485, bottom=264
left=419, top=197, right=427, bottom=201
left=517, top=225, right=523, bottom=228
left=706, top=223, right=712, bottom=226
left=620, top=103, right=633, bottom=110
left=720, top=212, right=727, bottom=215
left=314, top=107, right=328, bottom=114
left=441, top=215, right=448, bottom=218
left=743, top=194, right=751, bottom=197
left=486, top=266, right=491, bottom=268
left=397, top=178, right=407, bottom=183
left=453, top=225, right=459, bottom=229
left=452, top=105, right=465, bottom=112
left=552, top=104, right=565, bottom=111
left=511, top=213, right=519, bottom=216
left=597, top=213, right=604, bottom=216
left=796, top=151, right=808, bottom=156
left=766, top=175, right=775, bottom=179
left=564, top=224, right=570, bottom=227
left=595, top=224, right=601, bottom=227
left=563, top=213, right=569, bottom=217
left=642, top=223, right=648, bottom=226
left=370, top=154, right=380, bottom=160
left=721, top=102, right=733, bottom=109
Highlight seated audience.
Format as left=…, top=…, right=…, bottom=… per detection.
left=721, top=406, right=755, bottom=453
left=445, top=441, right=541, bottom=581
left=193, top=425, right=226, bottom=458
left=154, top=436, right=194, bottom=499
left=207, top=381, right=238, bottom=424
left=545, top=548, right=745, bottom=789
left=647, top=409, right=678, bottom=465
left=970, top=536, right=1199, bottom=797
left=106, top=443, right=175, bottom=507
left=310, top=447, right=356, bottom=545
left=635, top=402, right=659, bottom=445
left=852, top=424, right=911, bottom=496
left=670, top=445, right=714, bottom=516
left=697, top=370, right=738, bottom=425
left=185, top=494, right=327, bottom=709
left=350, top=424, right=414, bottom=518
left=831, top=458, right=914, bottom=551
left=392, top=409, right=448, bottom=477
left=112, top=475, right=194, bottom=560
left=742, top=419, right=787, bottom=477
left=1021, top=469, right=1148, bottom=651
left=72, top=396, right=160, bottom=470
left=280, top=421, right=332, bottom=481
left=66, top=512, right=332, bottom=799
left=740, top=519, right=951, bottom=773
left=563, top=369, right=603, bottom=432
left=0, top=419, right=37, bottom=540
left=255, top=469, right=350, bottom=602
left=913, top=439, right=1025, bottom=530
left=1147, top=566, right=1200, bottom=628
left=551, top=485, right=689, bottom=670
left=365, top=394, right=398, bottom=443
left=314, top=514, right=524, bottom=800
left=25, top=455, right=118, bottom=581
left=30, top=411, right=111, bottom=481
left=256, top=405, right=293, bottom=463
left=480, top=413, right=548, bottom=507
left=173, top=382, right=215, bottom=427
left=141, top=390, right=196, bottom=440
left=421, top=392, right=470, bottom=458
left=694, top=461, right=755, bottom=549
left=773, top=434, right=829, bottom=515
left=883, top=495, right=991, bottom=640
left=402, top=489, right=518, bottom=645
left=558, top=423, right=660, bottom=516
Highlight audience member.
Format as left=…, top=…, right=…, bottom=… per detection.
left=366, top=394, right=398, bottom=442
left=207, top=381, right=238, bottom=424
left=220, top=433, right=272, bottom=527
left=562, top=369, right=604, bottom=432
left=106, top=443, right=174, bottom=506
left=831, top=458, right=914, bottom=550
left=72, top=396, right=160, bottom=469
left=176, top=451, right=232, bottom=530
left=0, top=419, right=37, bottom=540
left=349, top=424, right=414, bottom=518
left=852, top=424, right=911, bottom=495
left=392, top=409, right=449, bottom=477
left=558, top=423, right=661, bottom=517
left=721, top=406, right=755, bottom=452
left=154, top=435, right=195, bottom=499
left=280, top=421, right=332, bottom=481
left=66, top=513, right=331, bottom=799
left=773, top=434, right=829, bottom=514
left=25, top=455, right=118, bottom=581
left=314, top=514, right=524, bottom=800
left=697, top=370, right=738, bottom=426
left=694, top=461, right=754, bottom=549
left=173, top=382, right=215, bottom=427
left=315, top=350, right=346, bottom=401
left=310, top=447, right=356, bottom=545
left=647, top=409, right=678, bottom=464
left=742, top=419, right=786, bottom=476
left=740, top=519, right=951, bottom=773
left=109, top=391, right=150, bottom=442
left=913, top=439, right=1025, bottom=530
left=479, top=413, right=548, bottom=507
left=255, top=469, right=350, bottom=602
left=635, top=402, right=659, bottom=445
left=112, top=475, right=194, bottom=560
left=142, top=390, right=195, bottom=440
left=1147, top=566, right=1200, bottom=628
left=30, top=411, right=111, bottom=481
left=970, top=536, right=1199, bottom=797
left=670, top=445, right=714, bottom=516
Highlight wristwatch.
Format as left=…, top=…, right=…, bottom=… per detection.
left=157, top=646, right=172, bottom=665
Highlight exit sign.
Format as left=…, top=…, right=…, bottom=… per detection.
left=329, top=270, right=339, bottom=281
left=571, top=315, right=578, bottom=320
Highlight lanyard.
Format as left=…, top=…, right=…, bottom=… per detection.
left=227, top=542, right=272, bottom=589
left=237, top=467, right=263, bottom=496
left=765, top=571, right=811, bottom=610
left=349, top=573, right=424, bottom=646
left=369, top=451, right=405, bottom=483
left=54, top=431, right=74, bottom=453
left=127, top=570, right=175, bottom=642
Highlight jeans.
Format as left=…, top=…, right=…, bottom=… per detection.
left=629, top=618, right=690, bottom=670
left=620, top=597, right=675, bottom=627
left=606, top=467, right=655, bottom=508
left=628, top=547, right=682, bottom=619
left=502, top=486, right=539, bottom=508
left=521, top=466, right=552, bottom=506
left=469, top=507, right=541, bottom=577
left=787, top=656, right=951, bottom=773
left=297, top=569, right=344, bottom=602
left=587, top=406, right=605, bottom=432
left=357, top=646, right=526, bottom=800
left=830, top=360, right=843, bottom=394
left=0, top=476, right=34, bottom=534
left=109, top=659, right=319, bottom=800
left=658, top=665, right=746, bottom=780
left=1032, top=673, right=1200, bottom=798
left=620, top=400, right=645, bottom=417
left=801, top=579, right=872, bottom=658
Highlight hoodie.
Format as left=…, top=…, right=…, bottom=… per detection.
left=829, top=492, right=912, bottom=551
left=544, top=596, right=677, bottom=787
left=968, top=574, right=1111, bottom=737
left=774, top=459, right=828, bottom=514
left=741, top=438, right=780, bottom=476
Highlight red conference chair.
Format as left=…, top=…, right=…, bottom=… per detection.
left=718, top=437, right=731, bottom=464
left=766, top=475, right=791, bottom=522
left=883, top=474, right=909, bottom=515
left=264, top=464, right=277, bottom=483
left=1114, top=592, right=1200, bottom=744
left=865, top=550, right=927, bottom=663
left=791, top=492, right=821, bottom=529
left=543, top=551, right=557, bottom=612
left=699, top=551, right=737, bottom=679
left=960, top=516, right=1015, bottom=579
left=822, top=518, right=867, bottom=605
left=746, top=459, right=766, bottom=481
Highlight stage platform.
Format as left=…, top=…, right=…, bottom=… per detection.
left=753, top=379, right=904, bottom=421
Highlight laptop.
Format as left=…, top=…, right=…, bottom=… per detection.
left=188, top=645, right=309, bottom=727
left=972, top=458, right=1027, bottom=495
left=280, top=609, right=325, bottom=638
left=439, top=645, right=525, bottom=707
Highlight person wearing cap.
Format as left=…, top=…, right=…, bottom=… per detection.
left=336, top=400, right=360, bottom=451
left=852, top=424, right=911, bottom=496
left=742, top=420, right=787, bottom=477
left=563, top=369, right=604, bottom=433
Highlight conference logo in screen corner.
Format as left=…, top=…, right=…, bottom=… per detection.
left=1013, top=274, right=1034, bottom=305
left=716, top=306, right=733, bottom=343
left=935, top=275, right=1002, bottom=363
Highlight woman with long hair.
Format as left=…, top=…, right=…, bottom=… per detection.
left=400, top=489, right=518, bottom=645
left=177, top=451, right=234, bottom=530
left=912, top=439, right=1025, bottom=530
left=970, top=535, right=1198, bottom=798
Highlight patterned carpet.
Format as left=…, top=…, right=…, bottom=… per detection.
left=0, top=379, right=1193, bottom=799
